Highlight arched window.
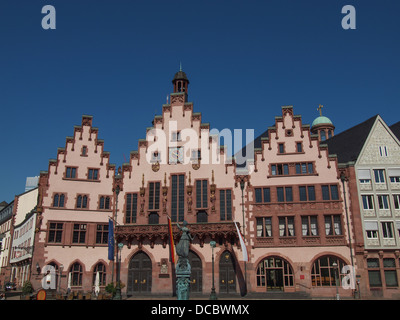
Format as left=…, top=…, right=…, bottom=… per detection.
left=99, top=196, right=110, bottom=210
left=70, top=262, right=83, bottom=286
left=93, top=263, right=107, bottom=286
left=148, top=212, right=159, bottom=225
left=311, top=255, right=346, bottom=287
left=77, top=195, right=88, bottom=209
left=256, top=256, right=294, bottom=290
left=320, top=130, right=326, bottom=141
left=53, top=194, right=65, bottom=207
left=196, top=210, right=208, bottom=223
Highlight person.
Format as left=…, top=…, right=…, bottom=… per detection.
left=175, top=221, right=194, bottom=259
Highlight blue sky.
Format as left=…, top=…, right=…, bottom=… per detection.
left=0, top=0, right=399, bottom=202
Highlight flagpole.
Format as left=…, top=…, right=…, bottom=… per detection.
left=167, top=215, right=177, bottom=297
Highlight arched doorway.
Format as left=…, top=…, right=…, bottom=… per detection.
left=219, top=250, right=236, bottom=294
left=127, top=252, right=152, bottom=295
left=189, top=251, right=202, bottom=293
left=256, top=256, right=294, bottom=291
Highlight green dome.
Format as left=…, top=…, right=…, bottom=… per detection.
left=311, top=116, right=333, bottom=128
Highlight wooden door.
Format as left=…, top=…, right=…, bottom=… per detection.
left=127, top=252, right=152, bottom=295
left=219, top=251, right=236, bottom=294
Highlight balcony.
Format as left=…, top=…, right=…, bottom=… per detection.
left=115, top=221, right=239, bottom=248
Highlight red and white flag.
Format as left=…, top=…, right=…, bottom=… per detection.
left=234, top=221, right=249, bottom=262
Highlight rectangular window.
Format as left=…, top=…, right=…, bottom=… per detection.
left=271, top=164, right=289, bottom=176
left=148, top=182, right=160, bottom=210
left=277, top=187, right=284, bottom=202
left=256, top=217, right=272, bottom=237
left=362, top=195, right=374, bottom=210
left=377, top=195, right=390, bottom=210
left=322, top=185, right=339, bottom=200
left=48, top=223, right=63, bottom=243
left=196, top=180, right=208, bottom=208
left=374, top=169, right=386, bottom=183
left=383, top=258, right=398, bottom=287
left=171, top=131, right=181, bottom=142
left=278, top=143, right=284, bottom=154
left=308, top=186, right=316, bottom=201
left=255, top=188, right=262, bottom=203
left=220, top=189, right=232, bottom=221
left=297, top=142, right=302, bottom=153
left=65, top=167, right=76, bottom=179
left=96, top=224, right=108, bottom=244
left=367, top=258, right=382, bottom=287
left=72, top=224, right=87, bottom=244
left=191, top=149, right=201, bottom=160
left=279, top=216, right=295, bottom=237
left=263, top=188, right=271, bottom=203
left=294, top=162, right=314, bottom=175
left=171, top=174, right=185, bottom=222
left=301, top=216, right=318, bottom=236
left=285, top=187, right=293, bottom=202
left=277, top=187, right=292, bottom=202
left=382, top=222, right=394, bottom=238
left=255, top=188, right=271, bottom=203
left=88, top=169, right=99, bottom=180
left=379, top=146, right=388, bottom=157
left=393, top=195, right=400, bottom=209
left=125, top=193, right=138, bottom=223
left=365, top=221, right=379, bottom=239
left=322, top=185, right=330, bottom=200
left=325, top=215, right=342, bottom=236
left=330, top=185, right=339, bottom=200
left=390, top=176, right=400, bottom=183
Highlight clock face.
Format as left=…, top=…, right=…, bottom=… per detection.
left=169, top=147, right=184, bottom=164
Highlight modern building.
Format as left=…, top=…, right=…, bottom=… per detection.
left=326, top=115, right=400, bottom=299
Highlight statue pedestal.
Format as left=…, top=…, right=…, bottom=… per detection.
left=176, top=258, right=191, bottom=300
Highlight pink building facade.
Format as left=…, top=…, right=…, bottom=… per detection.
left=30, top=70, right=357, bottom=298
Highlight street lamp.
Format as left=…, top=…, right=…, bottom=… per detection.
left=209, top=241, right=217, bottom=300
left=239, top=178, right=247, bottom=295
left=332, top=261, right=340, bottom=300
left=114, top=242, right=123, bottom=300
left=113, top=184, right=121, bottom=300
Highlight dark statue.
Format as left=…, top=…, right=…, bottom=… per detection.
left=176, top=221, right=194, bottom=258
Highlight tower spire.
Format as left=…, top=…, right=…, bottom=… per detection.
left=179, top=62, right=182, bottom=71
